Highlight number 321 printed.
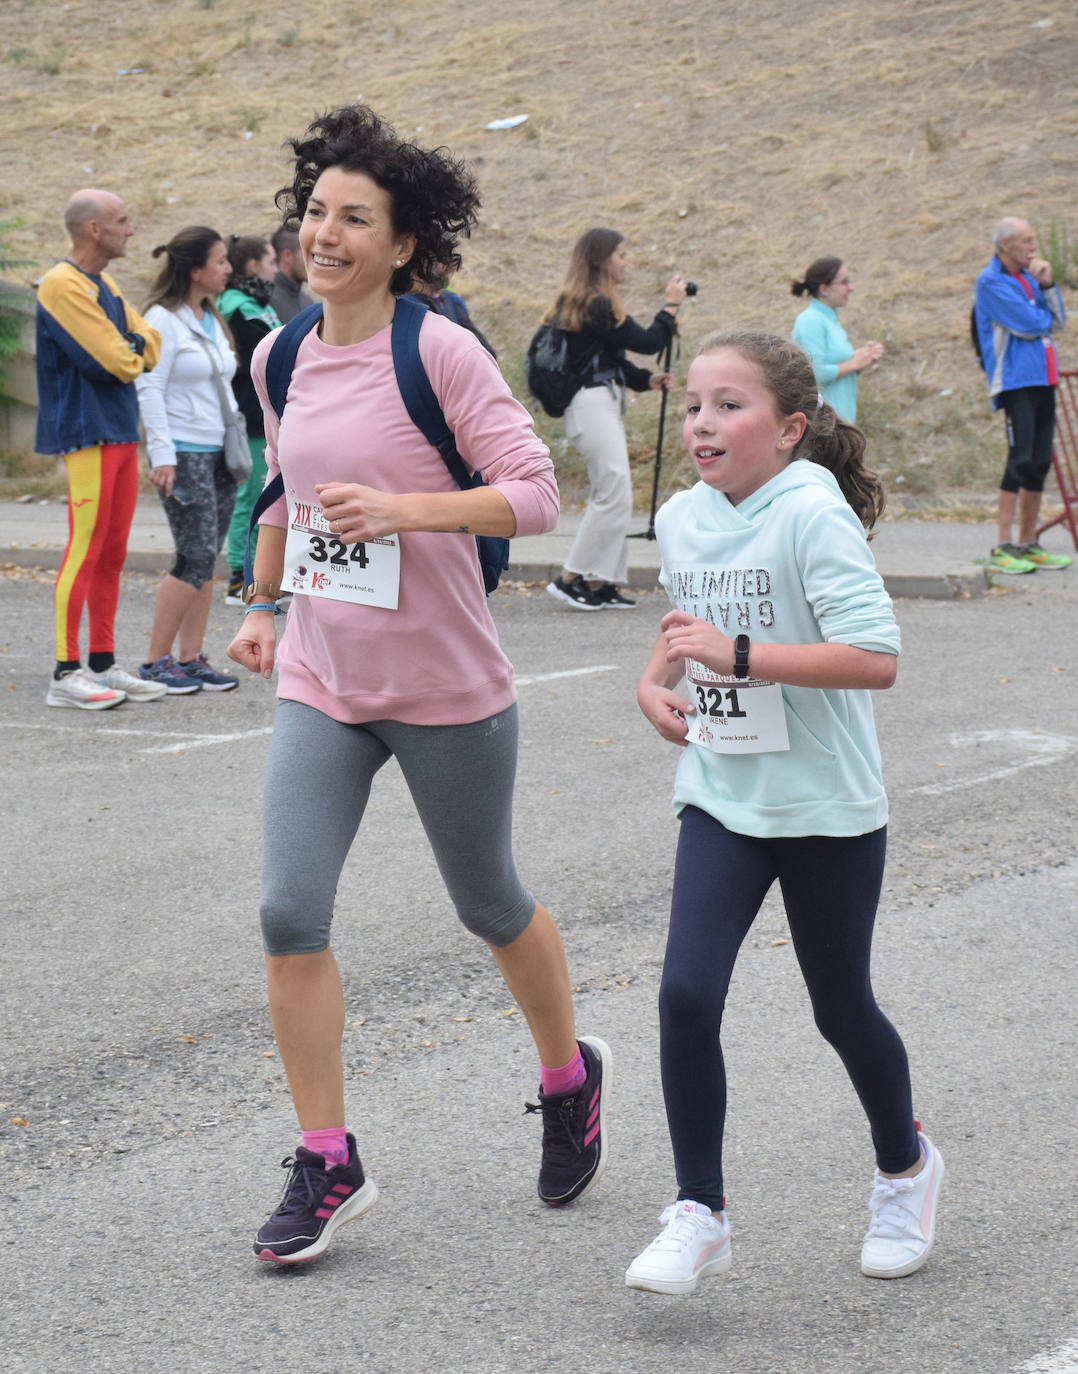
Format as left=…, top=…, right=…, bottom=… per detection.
left=694, top=684, right=747, bottom=720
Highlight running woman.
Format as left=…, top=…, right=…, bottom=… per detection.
left=627, top=331, right=942, bottom=1295
left=226, top=106, right=610, bottom=1265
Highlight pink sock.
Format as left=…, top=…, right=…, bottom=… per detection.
left=302, top=1127, right=350, bottom=1167
left=540, top=1047, right=586, bottom=1096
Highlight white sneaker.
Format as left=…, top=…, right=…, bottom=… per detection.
left=861, top=1130, right=944, bottom=1278
left=89, top=665, right=168, bottom=701
left=45, top=666, right=126, bottom=711
left=625, top=1199, right=731, bottom=1295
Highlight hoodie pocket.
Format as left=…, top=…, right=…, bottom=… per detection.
left=776, top=700, right=838, bottom=802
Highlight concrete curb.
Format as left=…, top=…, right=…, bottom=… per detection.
left=0, top=544, right=992, bottom=600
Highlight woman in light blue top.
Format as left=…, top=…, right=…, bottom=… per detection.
left=791, top=256, right=883, bottom=422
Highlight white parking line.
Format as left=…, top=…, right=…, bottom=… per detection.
left=141, top=728, right=274, bottom=754
left=1, top=667, right=619, bottom=753
left=904, top=728, right=1078, bottom=796
left=515, top=664, right=619, bottom=687
left=0, top=722, right=206, bottom=738
left=1015, top=1336, right=1078, bottom=1373
left=0, top=720, right=274, bottom=754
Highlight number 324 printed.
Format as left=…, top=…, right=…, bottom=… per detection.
left=306, top=534, right=370, bottom=569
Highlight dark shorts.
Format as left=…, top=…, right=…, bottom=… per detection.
left=1000, top=386, right=1056, bottom=494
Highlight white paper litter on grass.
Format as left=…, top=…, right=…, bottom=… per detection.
left=484, top=115, right=528, bottom=130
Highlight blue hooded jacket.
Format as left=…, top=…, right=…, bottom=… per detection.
left=974, top=257, right=1065, bottom=408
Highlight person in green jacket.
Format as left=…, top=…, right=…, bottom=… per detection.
left=218, top=234, right=282, bottom=602
left=791, top=256, right=883, bottom=422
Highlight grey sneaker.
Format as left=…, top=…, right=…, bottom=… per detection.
left=138, top=654, right=203, bottom=694
left=177, top=653, right=239, bottom=692
left=90, top=665, right=168, bottom=701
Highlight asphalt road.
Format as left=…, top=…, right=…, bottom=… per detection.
left=1, top=568, right=1077, bottom=1374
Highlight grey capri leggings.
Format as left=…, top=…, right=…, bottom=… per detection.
left=259, top=698, right=536, bottom=956
left=159, top=449, right=236, bottom=588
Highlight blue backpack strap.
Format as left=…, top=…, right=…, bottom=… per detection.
left=242, top=304, right=324, bottom=586
left=390, top=294, right=476, bottom=490
left=264, top=302, right=323, bottom=418
left=390, top=295, right=508, bottom=594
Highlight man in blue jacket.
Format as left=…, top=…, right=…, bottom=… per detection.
left=974, top=217, right=1069, bottom=573
left=36, top=189, right=166, bottom=707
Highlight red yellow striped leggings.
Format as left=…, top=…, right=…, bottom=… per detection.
left=54, top=443, right=138, bottom=662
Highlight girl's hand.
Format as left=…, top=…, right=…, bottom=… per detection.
left=316, top=482, right=407, bottom=541
left=637, top=679, right=694, bottom=746
left=649, top=371, right=674, bottom=392
left=149, top=464, right=175, bottom=496
left=227, top=610, right=277, bottom=679
left=661, top=608, right=733, bottom=675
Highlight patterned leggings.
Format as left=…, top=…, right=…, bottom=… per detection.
left=159, top=449, right=236, bottom=588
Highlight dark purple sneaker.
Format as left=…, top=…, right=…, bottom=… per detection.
left=525, top=1035, right=612, bottom=1206
left=254, top=1134, right=378, bottom=1263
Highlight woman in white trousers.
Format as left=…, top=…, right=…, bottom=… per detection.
left=544, top=228, right=686, bottom=610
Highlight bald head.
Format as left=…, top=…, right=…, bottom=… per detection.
left=64, top=189, right=134, bottom=272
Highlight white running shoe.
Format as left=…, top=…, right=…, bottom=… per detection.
left=90, top=665, right=168, bottom=701
left=625, top=1199, right=731, bottom=1295
left=861, top=1130, right=944, bottom=1278
left=45, top=666, right=126, bottom=711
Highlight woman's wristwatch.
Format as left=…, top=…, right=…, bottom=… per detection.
left=243, top=579, right=282, bottom=606
left=734, top=634, right=751, bottom=679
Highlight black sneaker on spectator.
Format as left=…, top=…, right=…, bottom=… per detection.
left=225, top=571, right=245, bottom=606
left=594, top=582, right=636, bottom=608
left=545, top=574, right=604, bottom=611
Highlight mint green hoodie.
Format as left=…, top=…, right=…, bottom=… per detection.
left=657, top=460, right=900, bottom=839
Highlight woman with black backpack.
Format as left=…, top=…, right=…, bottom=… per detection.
left=544, top=228, right=686, bottom=610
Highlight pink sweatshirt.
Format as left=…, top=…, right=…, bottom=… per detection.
left=251, top=308, right=559, bottom=725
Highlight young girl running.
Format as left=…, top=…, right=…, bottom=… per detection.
left=627, top=331, right=942, bottom=1295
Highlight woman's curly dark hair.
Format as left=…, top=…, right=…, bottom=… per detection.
left=276, top=105, right=481, bottom=296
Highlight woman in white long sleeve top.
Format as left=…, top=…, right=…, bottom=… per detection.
left=135, top=226, right=241, bottom=693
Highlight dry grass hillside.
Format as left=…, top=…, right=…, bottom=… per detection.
left=2, top=0, right=1076, bottom=513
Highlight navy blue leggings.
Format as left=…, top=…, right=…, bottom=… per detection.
left=659, top=806, right=918, bottom=1211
